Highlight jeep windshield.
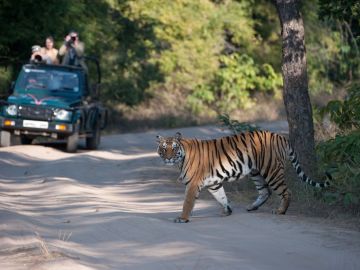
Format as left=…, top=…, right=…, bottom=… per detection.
left=14, top=67, right=81, bottom=97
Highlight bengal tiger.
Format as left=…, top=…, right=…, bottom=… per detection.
left=156, top=130, right=331, bottom=223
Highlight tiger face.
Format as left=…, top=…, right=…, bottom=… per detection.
left=156, top=132, right=184, bottom=166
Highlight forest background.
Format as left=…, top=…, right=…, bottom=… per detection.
left=0, top=0, right=359, bottom=215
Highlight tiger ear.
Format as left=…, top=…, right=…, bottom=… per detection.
left=156, top=135, right=164, bottom=143
left=175, top=132, right=182, bottom=140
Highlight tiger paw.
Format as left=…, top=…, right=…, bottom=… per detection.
left=246, top=204, right=259, bottom=212
left=271, top=208, right=286, bottom=215
left=174, top=217, right=189, bottom=223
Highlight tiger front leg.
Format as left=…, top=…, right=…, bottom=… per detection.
left=207, top=184, right=232, bottom=216
left=175, top=184, right=199, bottom=223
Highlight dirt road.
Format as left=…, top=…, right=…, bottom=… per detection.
left=1, top=124, right=359, bottom=270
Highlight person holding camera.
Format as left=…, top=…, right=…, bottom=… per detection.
left=58, top=31, right=86, bottom=70
left=43, top=36, right=59, bottom=64
left=30, top=45, right=52, bottom=64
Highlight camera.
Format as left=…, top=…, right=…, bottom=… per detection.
left=66, top=36, right=77, bottom=47
left=30, top=55, right=45, bottom=64
left=34, top=54, right=43, bottom=62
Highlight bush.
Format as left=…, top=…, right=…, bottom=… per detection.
left=320, top=82, right=360, bottom=129
left=317, top=82, right=360, bottom=211
left=317, top=131, right=360, bottom=210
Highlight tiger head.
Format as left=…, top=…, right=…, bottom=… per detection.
left=156, top=132, right=184, bottom=166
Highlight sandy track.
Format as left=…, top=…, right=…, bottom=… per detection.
left=0, top=123, right=359, bottom=270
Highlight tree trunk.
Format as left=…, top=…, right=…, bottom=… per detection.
left=274, top=0, right=316, bottom=175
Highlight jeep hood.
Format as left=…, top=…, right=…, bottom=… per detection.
left=8, top=94, right=82, bottom=108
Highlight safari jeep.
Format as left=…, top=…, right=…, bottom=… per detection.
left=0, top=59, right=107, bottom=152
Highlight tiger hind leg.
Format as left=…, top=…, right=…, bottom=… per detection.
left=268, top=169, right=291, bottom=214
left=207, top=184, right=232, bottom=216
left=272, top=187, right=291, bottom=215
left=246, top=171, right=271, bottom=212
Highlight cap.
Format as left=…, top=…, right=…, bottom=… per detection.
left=68, top=30, right=78, bottom=37
left=31, top=45, right=41, bottom=53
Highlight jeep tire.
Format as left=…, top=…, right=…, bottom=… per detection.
left=0, top=131, right=21, bottom=147
left=66, top=131, right=79, bottom=153
left=86, top=119, right=101, bottom=150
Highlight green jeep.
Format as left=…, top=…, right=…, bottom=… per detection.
left=0, top=60, right=107, bottom=152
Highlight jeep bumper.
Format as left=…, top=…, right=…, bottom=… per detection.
left=0, top=117, right=75, bottom=137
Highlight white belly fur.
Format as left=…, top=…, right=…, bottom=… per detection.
left=202, top=166, right=250, bottom=187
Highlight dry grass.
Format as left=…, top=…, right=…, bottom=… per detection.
left=58, top=230, right=73, bottom=242
left=0, top=232, right=70, bottom=268
left=105, top=92, right=287, bottom=134
left=314, top=114, right=341, bottom=142
left=230, top=94, right=286, bottom=123
left=105, top=91, right=205, bottom=134
left=35, top=232, right=52, bottom=259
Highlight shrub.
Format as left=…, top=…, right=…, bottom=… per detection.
left=317, top=131, right=360, bottom=210
left=320, top=82, right=360, bottom=130
left=317, top=82, right=360, bottom=211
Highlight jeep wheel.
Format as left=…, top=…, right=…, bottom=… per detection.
left=86, top=120, right=101, bottom=150
left=66, top=131, right=79, bottom=153
left=0, top=131, right=21, bottom=147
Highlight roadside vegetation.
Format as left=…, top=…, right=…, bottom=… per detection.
left=1, top=0, right=355, bottom=120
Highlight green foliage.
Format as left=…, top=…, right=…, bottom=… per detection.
left=310, top=1, right=360, bottom=200
left=314, top=1, right=360, bottom=211
left=0, top=67, right=12, bottom=97
left=318, top=0, right=360, bottom=23
left=251, top=0, right=281, bottom=68
left=315, top=0, right=360, bottom=84
left=218, top=114, right=258, bottom=133
left=0, top=0, right=280, bottom=108
left=127, top=0, right=258, bottom=96
left=0, top=0, right=357, bottom=117
left=188, top=53, right=282, bottom=114
left=301, top=2, right=341, bottom=93
left=0, top=0, right=93, bottom=62
left=317, top=130, right=360, bottom=210
left=320, top=82, right=360, bottom=129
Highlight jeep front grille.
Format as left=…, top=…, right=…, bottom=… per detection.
left=18, top=106, right=53, bottom=121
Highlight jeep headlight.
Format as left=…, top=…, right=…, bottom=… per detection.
left=54, top=109, right=72, bottom=121
left=5, top=104, right=18, bottom=116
